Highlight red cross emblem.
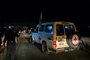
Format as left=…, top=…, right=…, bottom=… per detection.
left=39, top=37, right=41, bottom=43
left=74, top=36, right=77, bottom=42
left=73, top=35, right=78, bottom=42
left=39, top=37, right=41, bottom=40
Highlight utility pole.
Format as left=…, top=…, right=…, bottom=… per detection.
left=39, top=11, right=42, bottom=26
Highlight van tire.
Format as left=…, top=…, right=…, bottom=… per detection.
left=67, top=34, right=80, bottom=49
left=42, top=42, right=47, bottom=53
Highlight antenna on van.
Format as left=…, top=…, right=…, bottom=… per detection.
left=39, top=10, right=42, bottom=26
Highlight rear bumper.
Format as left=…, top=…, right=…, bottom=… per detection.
left=49, top=47, right=79, bottom=53
left=56, top=48, right=75, bottom=52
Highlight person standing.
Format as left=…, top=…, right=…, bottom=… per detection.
left=4, top=26, right=18, bottom=60
left=0, top=26, right=3, bottom=49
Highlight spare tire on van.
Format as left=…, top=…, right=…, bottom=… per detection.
left=66, top=33, right=80, bottom=49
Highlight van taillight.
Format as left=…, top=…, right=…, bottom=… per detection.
left=53, top=40, right=56, bottom=45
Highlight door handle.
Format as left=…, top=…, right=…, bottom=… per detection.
left=48, top=37, right=52, bottom=40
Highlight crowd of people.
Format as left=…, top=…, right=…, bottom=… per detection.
left=0, top=26, right=18, bottom=60
left=0, top=25, right=33, bottom=48
left=0, top=25, right=33, bottom=60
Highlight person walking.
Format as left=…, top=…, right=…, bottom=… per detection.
left=0, top=26, right=3, bottom=49
left=4, top=26, right=18, bottom=60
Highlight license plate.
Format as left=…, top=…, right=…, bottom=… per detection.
left=59, top=42, right=64, bottom=45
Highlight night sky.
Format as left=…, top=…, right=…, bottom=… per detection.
left=0, top=1, right=89, bottom=28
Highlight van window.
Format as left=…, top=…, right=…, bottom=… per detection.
left=45, top=25, right=53, bottom=34
left=39, top=25, right=44, bottom=32
left=56, top=24, right=64, bottom=36
left=64, top=25, right=75, bottom=35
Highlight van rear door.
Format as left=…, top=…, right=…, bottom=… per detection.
left=53, top=24, right=69, bottom=49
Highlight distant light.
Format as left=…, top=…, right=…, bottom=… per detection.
left=9, top=26, right=12, bottom=29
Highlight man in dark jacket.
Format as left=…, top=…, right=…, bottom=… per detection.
left=4, top=26, right=18, bottom=60
left=0, top=29, right=2, bottom=49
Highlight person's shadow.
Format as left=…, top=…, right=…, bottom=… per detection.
left=4, top=44, right=17, bottom=60
left=0, top=46, right=5, bottom=53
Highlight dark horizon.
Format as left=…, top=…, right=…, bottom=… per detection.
left=0, top=1, right=89, bottom=28
left=0, top=15, right=89, bottom=27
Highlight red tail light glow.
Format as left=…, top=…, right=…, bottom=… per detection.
left=53, top=40, right=56, bottom=45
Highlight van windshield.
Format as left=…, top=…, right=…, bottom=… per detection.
left=64, top=25, right=75, bottom=35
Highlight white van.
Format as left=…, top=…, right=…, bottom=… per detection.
left=32, top=21, right=80, bottom=53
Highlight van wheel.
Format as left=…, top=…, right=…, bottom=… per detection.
left=42, top=42, right=47, bottom=53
